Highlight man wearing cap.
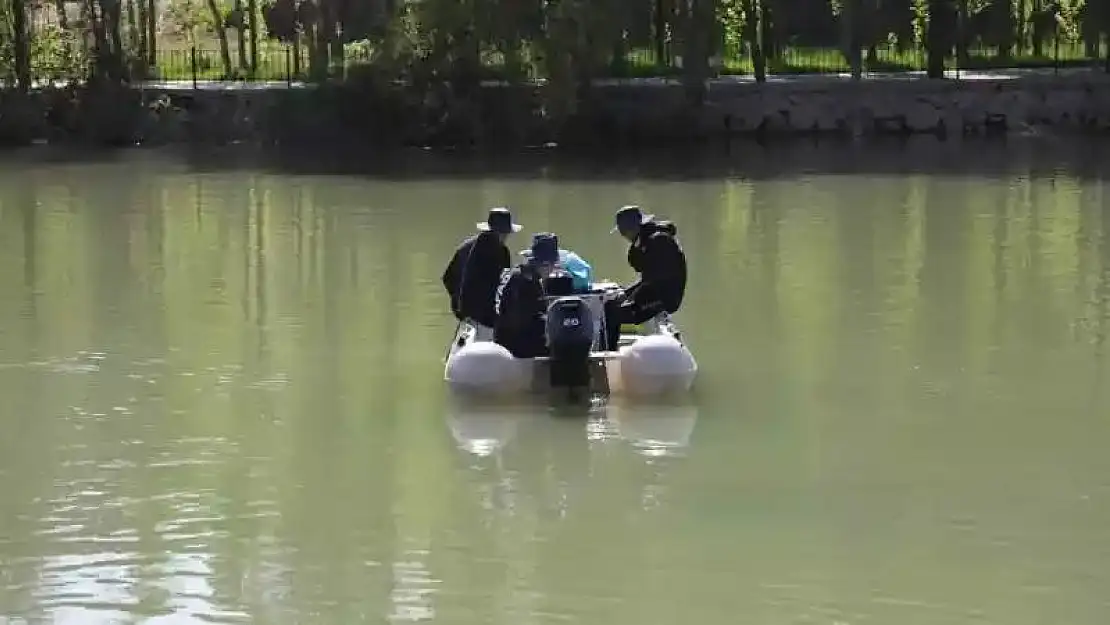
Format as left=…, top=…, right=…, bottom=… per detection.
left=494, top=233, right=560, bottom=358
left=603, top=205, right=688, bottom=351
left=441, top=207, right=522, bottom=330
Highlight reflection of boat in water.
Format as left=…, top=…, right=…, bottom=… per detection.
left=445, top=398, right=699, bottom=459
left=445, top=400, right=524, bottom=457
left=607, top=401, right=699, bottom=458
left=446, top=399, right=701, bottom=520
left=445, top=397, right=602, bottom=458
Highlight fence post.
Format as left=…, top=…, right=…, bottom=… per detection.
left=191, top=46, right=198, bottom=89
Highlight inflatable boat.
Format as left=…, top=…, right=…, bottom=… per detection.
left=444, top=280, right=697, bottom=399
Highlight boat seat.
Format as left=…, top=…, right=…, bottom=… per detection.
left=533, top=352, right=622, bottom=363
left=470, top=322, right=495, bottom=342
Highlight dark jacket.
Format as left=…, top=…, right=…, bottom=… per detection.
left=624, top=220, right=687, bottom=313
left=441, top=231, right=511, bottom=327
left=494, top=263, right=549, bottom=358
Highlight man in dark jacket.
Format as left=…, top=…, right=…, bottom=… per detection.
left=494, top=233, right=560, bottom=358
left=441, top=207, right=522, bottom=330
left=603, top=205, right=687, bottom=351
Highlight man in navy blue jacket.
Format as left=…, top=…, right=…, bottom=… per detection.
left=603, top=205, right=687, bottom=351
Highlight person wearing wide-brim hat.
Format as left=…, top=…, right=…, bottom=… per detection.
left=476, top=207, right=523, bottom=234
left=493, top=233, right=560, bottom=358
left=610, top=204, right=656, bottom=235
left=603, top=205, right=688, bottom=351
left=441, top=207, right=523, bottom=330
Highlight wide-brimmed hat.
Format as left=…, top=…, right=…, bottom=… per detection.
left=610, top=204, right=655, bottom=234
left=523, top=233, right=559, bottom=265
left=477, top=207, right=523, bottom=234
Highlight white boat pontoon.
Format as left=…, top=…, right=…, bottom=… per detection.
left=444, top=280, right=697, bottom=398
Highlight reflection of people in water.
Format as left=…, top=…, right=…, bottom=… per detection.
left=443, top=401, right=701, bottom=620
left=445, top=401, right=700, bottom=519
left=446, top=401, right=594, bottom=520
left=607, top=403, right=699, bottom=458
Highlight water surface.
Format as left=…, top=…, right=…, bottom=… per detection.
left=1, top=142, right=1109, bottom=624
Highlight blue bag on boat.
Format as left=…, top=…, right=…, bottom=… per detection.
left=520, top=244, right=593, bottom=292
left=558, top=250, right=593, bottom=292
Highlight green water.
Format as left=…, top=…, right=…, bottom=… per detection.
left=1, top=143, right=1108, bottom=624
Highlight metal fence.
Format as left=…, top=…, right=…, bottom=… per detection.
left=5, top=37, right=1108, bottom=87
left=157, top=40, right=1107, bottom=85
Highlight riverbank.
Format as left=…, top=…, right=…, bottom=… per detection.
left=2, top=68, right=1109, bottom=148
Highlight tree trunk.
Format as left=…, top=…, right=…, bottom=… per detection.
left=1105, top=6, right=1110, bottom=73
left=653, top=0, right=668, bottom=65
left=744, top=0, right=765, bottom=82
left=309, top=27, right=327, bottom=79
left=955, top=0, right=968, bottom=66
left=12, top=0, right=32, bottom=91
left=293, top=37, right=302, bottom=78
left=90, top=0, right=127, bottom=81
left=1079, top=3, right=1098, bottom=57
left=125, top=0, right=142, bottom=70
left=146, top=0, right=157, bottom=67
left=610, top=38, right=628, bottom=74
left=135, top=0, right=149, bottom=61
left=110, top=5, right=126, bottom=60
left=248, top=0, right=260, bottom=75
left=843, top=0, right=863, bottom=79
left=313, top=0, right=343, bottom=79
left=84, top=0, right=102, bottom=78
left=52, top=0, right=76, bottom=71
left=681, top=0, right=712, bottom=104
left=326, top=0, right=343, bottom=73
left=761, top=0, right=778, bottom=60
left=987, top=0, right=1014, bottom=59
left=926, top=0, right=952, bottom=78
left=205, top=0, right=235, bottom=76
left=236, top=0, right=248, bottom=70
left=1031, top=0, right=1044, bottom=57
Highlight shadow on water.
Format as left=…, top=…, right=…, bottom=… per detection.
left=4, top=136, right=1110, bottom=182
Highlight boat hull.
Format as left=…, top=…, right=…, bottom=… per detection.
left=443, top=285, right=697, bottom=399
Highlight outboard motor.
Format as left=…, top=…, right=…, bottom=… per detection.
left=545, top=296, right=596, bottom=392
left=542, top=271, right=576, bottom=297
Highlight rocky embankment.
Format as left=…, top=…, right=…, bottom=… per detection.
left=2, top=70, right=1109, bottom=148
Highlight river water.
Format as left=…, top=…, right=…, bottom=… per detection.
left=1, top=141, right=1109, bottom=624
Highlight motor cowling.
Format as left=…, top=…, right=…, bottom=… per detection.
left=542, top=270, right=576, bottom=297
left=544, top=296, right=596, bottom=389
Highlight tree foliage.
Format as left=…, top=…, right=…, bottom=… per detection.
left=1, top=0, right=1107, bottom=143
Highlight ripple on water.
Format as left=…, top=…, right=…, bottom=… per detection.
left=35, top=551, right=153, bottom=619
left=388, top=551, right=441, bottom=622
left=28, top=483, right=262, bottom=624
left=30, top=352, right=108, bottom=375
left=147, top=437, right=238, bottom=469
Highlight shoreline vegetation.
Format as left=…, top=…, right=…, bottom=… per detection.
left=2, top=0, right=1109, bottom=149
